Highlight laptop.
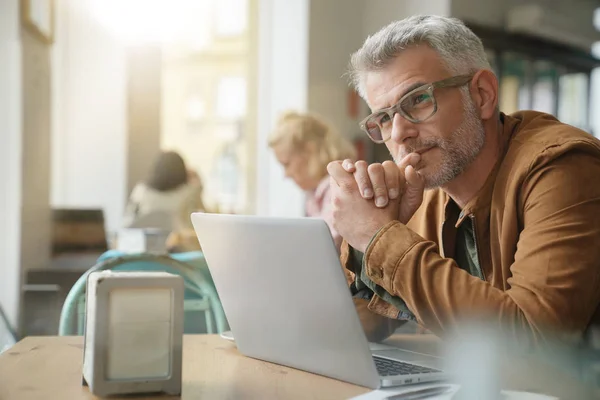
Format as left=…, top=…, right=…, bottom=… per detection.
left=191, top=212, right=446, bottom=389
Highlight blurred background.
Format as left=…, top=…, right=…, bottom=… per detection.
left=1, top=0, right=600, bottom=339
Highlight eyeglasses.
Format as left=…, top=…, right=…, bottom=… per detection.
left=359, top=74, right=474, bottom=143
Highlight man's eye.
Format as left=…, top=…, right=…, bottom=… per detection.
left=411, top=93, right=431, bottom=106
left=379, top=113, right=391, bottom=125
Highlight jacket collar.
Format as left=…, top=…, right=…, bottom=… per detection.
left=441, top=113, right=521, bottom=226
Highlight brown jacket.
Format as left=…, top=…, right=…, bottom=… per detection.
left=342, top=111, right=600, bottom=344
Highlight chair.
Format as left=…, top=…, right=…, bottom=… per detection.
left=0, top=304, right=17, bottom=353
left=98, top=250, right=227, bottom=333
left=22, top=284, right=61, bottom=336
left=169, top=251, right=228, bottom=333
left=58, top=253, right=226, bottom=335
left=125, top=210, right=174, bottom=231
left=51, top=208, right=108, bottom=256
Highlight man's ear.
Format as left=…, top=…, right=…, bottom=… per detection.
left=470, top=69, right=499, bottom=121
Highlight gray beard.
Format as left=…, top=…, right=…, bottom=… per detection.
left=393, top=98, right=485, bottom=189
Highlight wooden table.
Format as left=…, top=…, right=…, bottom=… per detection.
left=1, top=334, right=596, bottom=399
left=0, top=335, right=370, bottom=399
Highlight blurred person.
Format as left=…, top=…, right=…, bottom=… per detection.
left=327, top=15, right=600, bottom=346
left=269, top=111, right=356, bottom=250
left=124, top=150, right=206, bottom=233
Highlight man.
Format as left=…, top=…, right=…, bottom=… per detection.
left=328, top=15, right=600, bottom=345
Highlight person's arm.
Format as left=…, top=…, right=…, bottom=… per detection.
left=320, top=183, right=343, bottom=250
left=342, top=241, right=407, bottom=341
left=362, top=151, right=600, bottom=344
left=123, top=183, right=145, bottom=227
left=177, top=183, right=206, bottom=231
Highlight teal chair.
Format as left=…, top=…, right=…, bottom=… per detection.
left=58, top=253, right=228, bottom=335
left=98, top=250, right=227, bottom=333
left=0, top=304, right=17, bottom=353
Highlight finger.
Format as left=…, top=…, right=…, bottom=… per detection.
left=398, top=165, right=425, bottom=224
left=404, top=165, right=425, bottom=208
left=396, top=153, right=421, bottom=171
left=326, top=161, right=345, bottom=185
left=327, top=161, right=356, bottom=193
left=342, top=159, right=356, bottom=173
left=354, top=161, right=373, bottom=199
left=367, top=163, right=388, bottom=208
left=382, top=160, right=400, bottom=200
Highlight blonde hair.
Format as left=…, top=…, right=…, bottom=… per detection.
left=268, top=111, right=357, bottom=180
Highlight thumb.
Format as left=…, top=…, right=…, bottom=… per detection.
left=395, top=152, right=420, bottom=197
left=398, top=165, right=425, bottom=224
left=396, top=153, right=421, bottom=171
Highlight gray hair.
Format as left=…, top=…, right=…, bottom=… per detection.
left=348, top=15, right=492, bottom=98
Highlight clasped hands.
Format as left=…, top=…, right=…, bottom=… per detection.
left=327, top=153, right=425, bottom=253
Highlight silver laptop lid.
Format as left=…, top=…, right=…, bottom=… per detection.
left=191, top=212, right=380, bottom=389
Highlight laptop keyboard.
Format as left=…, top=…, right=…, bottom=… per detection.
left=373, top=356, right=441, bottom=377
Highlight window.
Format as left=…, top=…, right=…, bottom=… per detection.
left=467, top=22, right=599, bottom=134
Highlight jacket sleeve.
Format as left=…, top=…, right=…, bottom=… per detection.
left=340, top=240, right=409, bottom=339
left=363, top=151, right=600, bottom=344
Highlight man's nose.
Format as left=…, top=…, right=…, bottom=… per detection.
left=390, top=113, right=418, bottom=143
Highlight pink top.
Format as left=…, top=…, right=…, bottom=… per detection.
left=305, top=176, right=342, bottom=251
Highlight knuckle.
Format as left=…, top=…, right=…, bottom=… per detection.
left=373, top=185, right=388, bottom=196
left=367, top=163, right=383, bottom=174
left=386, top=176, right=399, bottom=189
left=382, top=160, right=395, bottom=168
left=355, top=160, right=368, bottom=169
left=332, top=195, right=343, bottom=207
left=355, top=173, right=371, bottom=188
left=342, top=159, right=355, bottom=170
left=340, top=181, right=355, bottom=193
left=382, top=161, right=397, bottom=179
left=326, top=162, right=336, bottom=173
